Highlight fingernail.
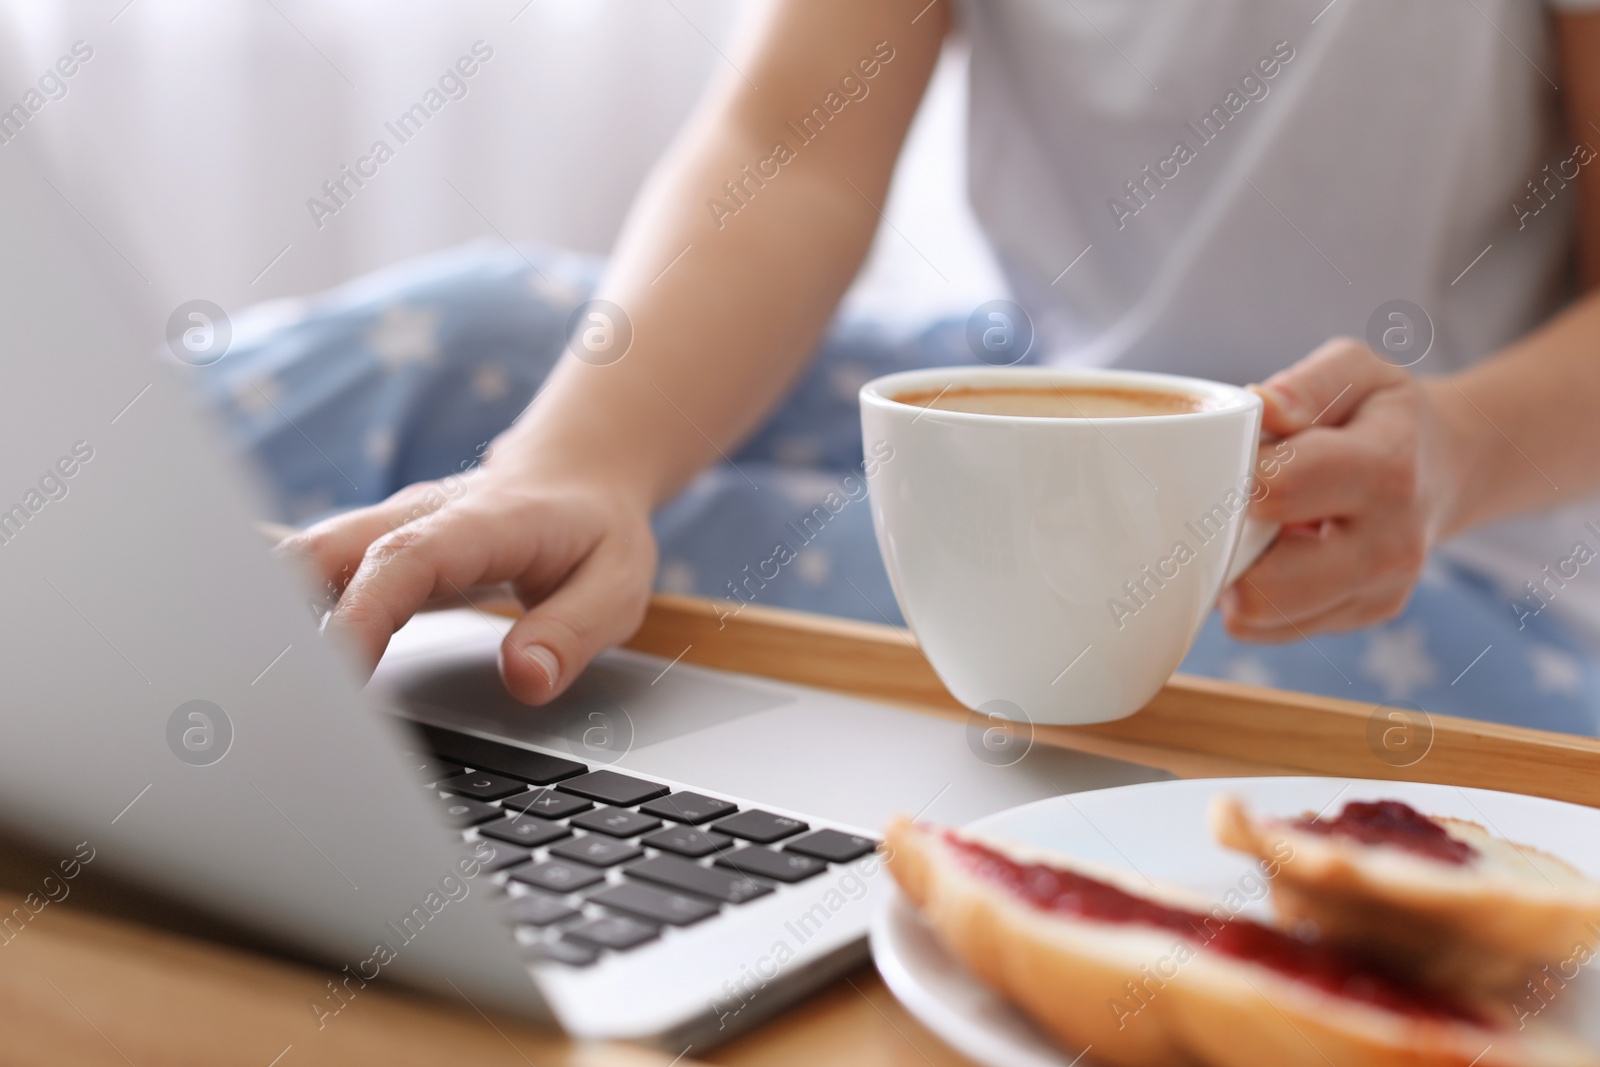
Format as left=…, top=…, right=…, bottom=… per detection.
left=521, top=643, right=560, bottom=688
left=1271, top=382, right=1309, bottom=419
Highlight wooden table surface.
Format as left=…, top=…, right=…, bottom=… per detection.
left=5, top=594, right=1599, bottom=1067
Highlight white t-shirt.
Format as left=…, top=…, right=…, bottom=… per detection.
left=959, top=0, right=1600, bottom=650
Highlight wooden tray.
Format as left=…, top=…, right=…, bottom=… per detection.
left=627, top=595, right=1600, bottom=809
left=4, top=594, right=1597, bottom=1067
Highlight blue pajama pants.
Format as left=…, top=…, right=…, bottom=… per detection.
left=196, top=241, right=1600, bottom=737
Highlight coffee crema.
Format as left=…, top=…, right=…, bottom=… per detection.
left=891, top=384, right=1215, bottom=419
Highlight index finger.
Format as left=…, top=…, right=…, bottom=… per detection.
left=275, top=481, right=456, bottom=598
left=328, top=509, right=501, bottom=672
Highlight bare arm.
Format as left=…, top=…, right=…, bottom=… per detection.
left=293, top=0, right=949, bottom=700
left=1559, top=10, right=1600, bottom=291
left=1428, top=9, right=1600, bottom=533
left=495, top=0, right=950, bottom=504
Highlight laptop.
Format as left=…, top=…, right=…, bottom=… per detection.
left=0, top=136, right=1171, bottom=1049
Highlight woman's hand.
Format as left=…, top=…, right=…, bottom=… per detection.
left=1221, top=338, right=1475, bottom=641
left=278, top=461, right=658, bottom=704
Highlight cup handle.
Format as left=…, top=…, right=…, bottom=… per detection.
left=1224, top=517, right=1279, bottom=587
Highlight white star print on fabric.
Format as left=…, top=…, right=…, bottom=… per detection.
left=776, top=471, right=843, bottom=510
left=795, top=548, right=831, bottom=586
left=366, top=304, right=441, bottom=369
left=1225, top=656, right=1276, bottom=689
left=472, top=363, right=511, bottom=402
left=528, top=272, right=581, bottom=305
left=827, top=362, right=874, bottom=402
left=364, top=428, right=396, bottom=466
left=772, top=435, right=824, bottom=466
left=1359, top=622, right=1439, bottom=700
left=1416, top=562, right=1451, bottom=590
left=1528, top=644, right=1584, bottom=696
left=656, top=559, right=698, bottom=596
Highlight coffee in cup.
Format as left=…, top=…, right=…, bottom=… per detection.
left=892, top=383, right=1218, bottom=419
left=860, top=367, right=1276, bottom=726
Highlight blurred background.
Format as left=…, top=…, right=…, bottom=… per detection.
left=4, top=0, right=1005, bottom=332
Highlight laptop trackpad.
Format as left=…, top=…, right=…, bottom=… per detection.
left=374, top=611, right=1173, bottom=833
left=616, top=694, right=1173, bottom=832
left=379, top=652, right=792, bottom=755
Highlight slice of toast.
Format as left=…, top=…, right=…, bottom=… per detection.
left=1211, top=795, right=1600, bottom=993
left=885, top=817, right=1598, bottom=1067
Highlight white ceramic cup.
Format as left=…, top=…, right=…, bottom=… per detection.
left=859, top=366, right=1278, bottom=725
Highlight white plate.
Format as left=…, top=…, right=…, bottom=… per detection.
left=870, top=776, right=1600, bottom=1067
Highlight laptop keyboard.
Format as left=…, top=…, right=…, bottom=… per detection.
left=406, top=723, right=878, bottom=969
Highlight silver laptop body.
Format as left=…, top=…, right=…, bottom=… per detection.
left=0, top=136, right=1169, bottom=1048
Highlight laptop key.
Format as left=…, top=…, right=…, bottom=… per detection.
left=715, top=846, right=826, bottom=884
left=639, top=791, right=738, bottom=825
left=501, top=789, right=593, bottom=819
left=711, top=809, right=808, bottom=844
left=528, top=938, right=598, bottom=967
left=569, top=806, right=662, bottom=839
left=470, top=840, right=533, bottom=873
left=626, top=855, right=773, bottom=905
left=507, top=892, right=580, bottom=927
left=405, top=755, right=466, bottom=782
left=785, top=829, right=877, bottom=864
left=508, top=858, right=606, bottom=893
left=478, top=815, right=571, bottom=849
left=591, top=883, right=717, bottom=926
left=438, top=771, right=530, bottom=802
left=564, top=915, right=659, bottom=952
left=549, top=835, right=643, bottom=868
left=418, top=725, right=587, bottom=784
left=556, top=770, right=670, bottom=807
left=433, top=795, right=501, bottom=828
left=641, top=825, right=733, bottom=859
